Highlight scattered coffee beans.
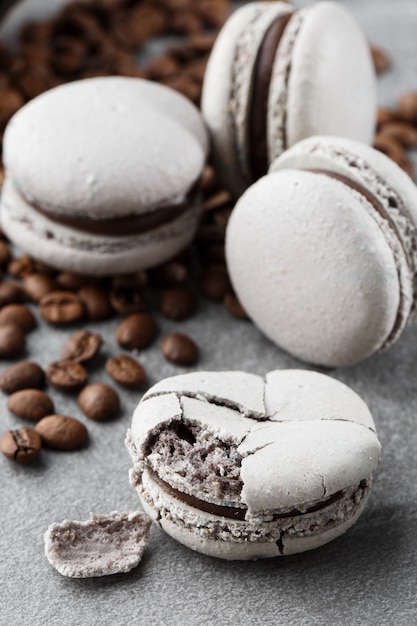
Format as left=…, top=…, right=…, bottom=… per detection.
left=0, top=281, right=22, bottom=306
left=159, top=286, right=197, bottom=320
left=0, top=361, right=44, bottom=394
left=223, top=293, right=249, bottom=320
left=398, top=91, right=417, bottom=124
left=0, top=240, right=11, bottom=267
left=149, top=261, right=188, bottom=287
left=161, top=332, right=199, bottom=365
left=0, top=427, right=42, bottom=464
left=0, top=303, right=36, bottom=332
left=61, top=329, right=102, bottom=363
left=39, top=291, right=85, bottom=324
left=7, top=388, right=54, bottom=421
left=78, top=383, right=120, bottom=421
left=0, top=324, right=26, bottom=358
left=35, top=415, right=88, bottom=450
left=46, top=360, right=88, bottom=391
left=106, top=355, right=147, bottom=389
left=116, top=313, right=158, bottom=351
left=379, top=121, right=417, bottom=149
left=370, top=45, right=390, bottom=75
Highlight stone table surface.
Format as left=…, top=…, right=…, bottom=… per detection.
left=1, top=1, right=417, bottom=625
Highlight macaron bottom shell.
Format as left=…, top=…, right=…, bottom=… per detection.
left=1, top=178, right=202, bottom=275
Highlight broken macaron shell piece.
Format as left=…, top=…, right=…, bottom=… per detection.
left=44, top=511, right=151, bottom=577
left=126, top=370, right=381, bottom=560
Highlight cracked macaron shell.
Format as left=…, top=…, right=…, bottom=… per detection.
left=128, top=370, right=381, bottom=514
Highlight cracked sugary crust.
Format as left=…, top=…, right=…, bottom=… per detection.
left=126, top=369, right=381, bottom=559
left=44, top=511, right=151, bottom=578
left=271, top=136, right=417, bottom=338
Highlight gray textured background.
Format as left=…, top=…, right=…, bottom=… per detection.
left=1, top=1, right=417, bottom=625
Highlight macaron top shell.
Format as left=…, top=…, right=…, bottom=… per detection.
left=226, top=169, right=405, bottom=367
left=3, top=77, right=207, bottom=219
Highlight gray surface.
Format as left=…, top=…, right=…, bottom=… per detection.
left=1, top=1, right=417, bottom=625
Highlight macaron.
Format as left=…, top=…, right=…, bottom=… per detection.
left=226, top=135, right=417, bottom=367
left=1, top=76, right=208, bottom=275
left=202, top=1, right=376, bottom=197
left=126, top=369, right=381, bottom=560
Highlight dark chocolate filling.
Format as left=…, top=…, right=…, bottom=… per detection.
left=307, top=168, right=407, bottom=345
left=17, top=185, right=199, bottom=237
left=148, top=466, right=351, bottom=522
left=248, top=12, right=293, bottom=181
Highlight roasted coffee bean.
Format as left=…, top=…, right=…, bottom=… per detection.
left=39, top=291, right=85, bottom=324
left=224, top=292, right=249, bottom=320
left=0, top=324, right=25, bottom=358
left=377, top=107, right=398, bottom=129
left=374, top=134, right=408, bottom=167
left=146, top=53, right=180, bottom=80
left=0, top=87, right=25, bottom=124
left=78, top=284, right=112, bottom=320
left=171, top=10, right=204, bottom=35
left=105, top=355, right=147, bottom=389
left=149, top=261, right=188, bottom=287
left=200, top=164, right=218, bottom=194
left=115, top=313, right=158, bottom=351
left=56, top=271, right=89, bottom=290
left=23, top=273, right=57, bottom=302
left=0, top=281, right=22, bottom=306
left=199, top=266, right=231, bottom=301
left=61, top=329, right=102, bottom=363
left=202, top=190, right=233, bottom=213
left=109, top=285, right=146, bottom=315
left=78, top=383, right=120, bottom=421
left=370, top=45, right=390, bottom=74
left=0, top=361, right=44, bottom=394
left=398, top=92, right=417, bottom=124
left=7, top=255, right=35, bottom=278
left=0, top=304, right=36, bottom=332
left=380, top=121, right=417, bottom=149
left=8, top=388, right=54, bottom=421
left=159, top=286, right=197, bottom=320
left=0, top=240, right=11, bottom=267
left=161, top=332, right=198, bottom=365
left=198, top=0, right=230, bottom=28
left=46, top=360, right=88, bottom=391
left=0, top=427, right=42, bottom=464
left=35, top=414, right=88, bottom=450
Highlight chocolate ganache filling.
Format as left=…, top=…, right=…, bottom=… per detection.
left=249, top=12, right=293, bottom=180
left=17, top=184, right=199, bottom=237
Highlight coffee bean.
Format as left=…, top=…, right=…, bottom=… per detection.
left=35, top=414, right=88, bottom=450
left=0, top=86, right=25, bottom=124
left=161, top=332, right=198, bottom=365
left=39, top=290, right=85, bottom=324
left=56, top=271, right=89, bottom=291
left=7, top=254, right=35, bottom=278
left=199, top=266, right=231, bottom=301
left=116, top=313, right=158, bottom=351
left=0, top=281, right=22, bottom=306
left=374, top=134, right=408, bottom=167
left=0, top=427, right=42, bottom=464
left=224, top=293, right=249, bottom=320
left=78, top=284, right=113, bottom=320
left=149, top=261, right=188, bottom=287
left=23, top=273, right=57, bottom=302
left=46, top=360, right=88, bottom=391
left=146, top=53, right=180, bottom=80
left=398, top=92, right=417, bottom=124
left=0, top=240, right=11, bottom=268
left=0, top=304, right=36, bottom=332
left=106, top=355, right=147, bottom=389
left=159, top=286, right=197, bottom=320
left=370, top=45, right=390, bottom=75
left=380, top=121, right=417, bottom=149
left=109, top=284, right=147, bottom=315
left=0, top=361, right=44, bottom=394
left=61, top=329, right=102, bottom=363
left=8, top=388, right=54, bottom=420
left=78, top=383, right=120, bottom=421
left=0, top=324, right=25, bottom=358
left=200, top=164, right=218, bottom=194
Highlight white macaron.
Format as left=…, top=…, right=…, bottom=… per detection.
left=1, top=76, right=208, bottom=275
left=126, top=369, right=381, bottom=560
left=226, top=136, right=417, bottom=368
left=202, top=1, right=376, bottom=197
